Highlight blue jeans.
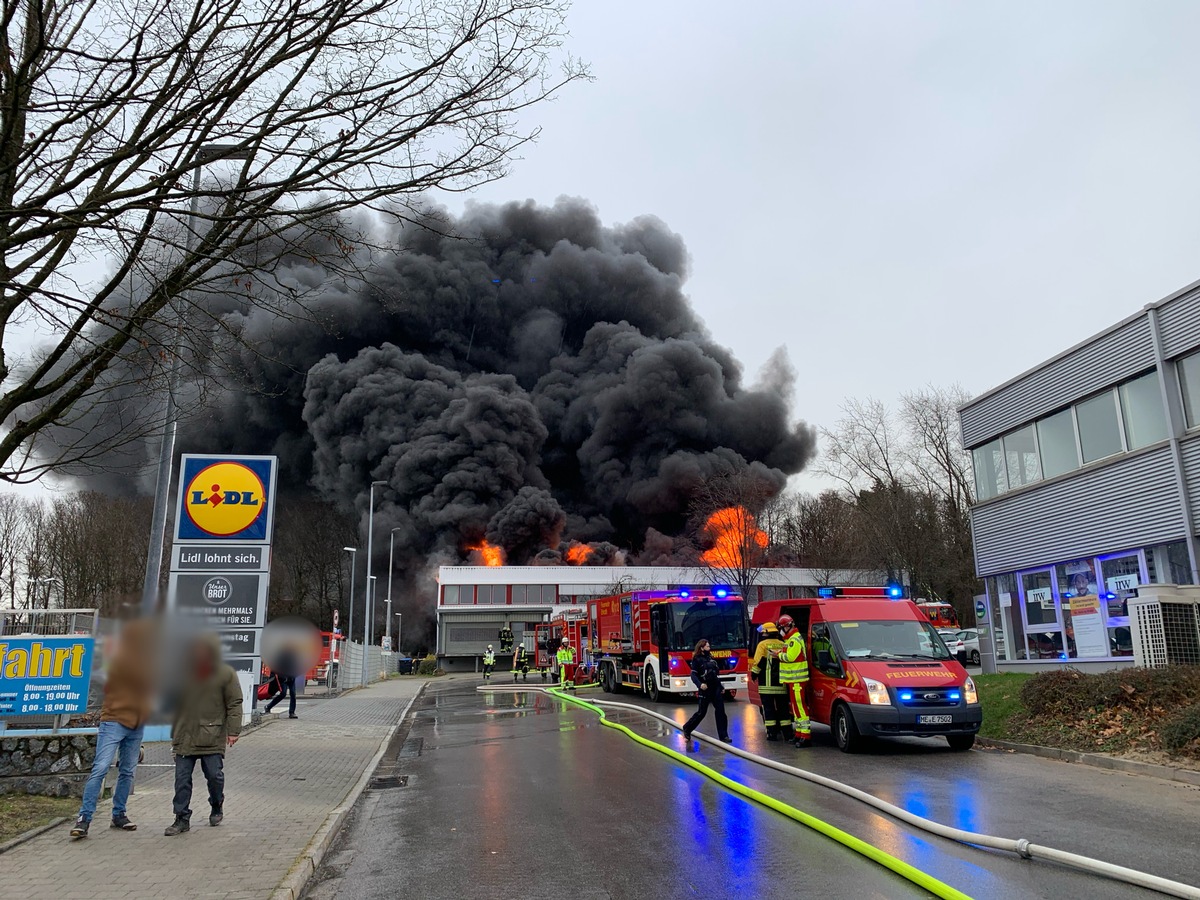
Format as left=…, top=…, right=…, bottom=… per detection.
left=78, top=721, right=144, bottom=822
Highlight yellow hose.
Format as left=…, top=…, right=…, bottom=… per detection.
left=546, top=686, right=973, bottom=900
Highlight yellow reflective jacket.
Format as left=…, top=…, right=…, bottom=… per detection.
left=556, top=646, right=575, bottom=665
left=780, top=630, right=809, bottom=683
left=751, top=636, right=786, bottom=693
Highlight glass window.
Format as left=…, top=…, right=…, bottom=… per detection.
left=1076, top=391, right=1123, bottom=463
left=1146, top=541, right=1193, bottom=586
left=1100, top=554, right=1140, bottom=658
left=972, top=439, right=1008, bottom=501
left=1179, top=351, right=1200, bottom=428
left=475, top=585, right=506, bottom=604
left=541, top=585, right=558, bottom=603
left=1057, top=559, right=1106, bottom=659
left=1002, top=425, right=1042, bottom=488
left=1021, top=570, right=1057, bottom=629
left=989, top=573, right=1023, bottom=663
left=511, top=585, right=528, bottom=604
left=443, top=585, right=461, bottom=605
left=1119, top=371, right=1168, bottom=449
left=1037, top=409, right=1079, bottom=479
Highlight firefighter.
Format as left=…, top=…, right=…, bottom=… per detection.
left=512, top=644, right=530, bottom=682
left=749, top=621, right=789, bottom=741
left=499, top=623, right=514, bottom=653
left=483, top=644, right=496, bottom=681
left=556, top=638, right=577, bottom=691
left=777, top=615, right=811, bottom=748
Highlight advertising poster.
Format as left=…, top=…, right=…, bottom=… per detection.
left=1068, top=596, right=1109, bottom=658
left=0, top=636, right=96, bottom=715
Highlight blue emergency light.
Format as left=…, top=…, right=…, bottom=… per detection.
left=818, top=587, right=838, bottom=598
left=899, top=691, right=913, bottom=701
left=679, top=589, right=691, bottom=599
left=1102, top=592, right=1117, bottom=601
left=714, top=586, right=729, bottom=598
left=949, top=691, right=961, bottom=701
left=887, top=584, right=903, bottom=598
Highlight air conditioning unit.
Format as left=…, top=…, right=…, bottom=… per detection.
left=1130, top=592, right=1200, bottom=668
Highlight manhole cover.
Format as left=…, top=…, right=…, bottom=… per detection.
left=369, top=775, right=409, bottom=789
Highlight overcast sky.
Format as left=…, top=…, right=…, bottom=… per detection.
left=453, top=1, right=1200, bottom=479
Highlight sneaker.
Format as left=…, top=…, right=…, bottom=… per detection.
left=209, top=809, right=223, bottom=827
left=163, top=817, right=190, bottom=837
left=288, top=714, right=298, bottom=719
left=110, top=815, right=136, bottom=831
left=719, top=735, right=732, bottom=743
left=69, top=816, right=89, bottom=838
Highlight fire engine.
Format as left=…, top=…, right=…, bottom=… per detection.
left=534, top=609, right=589, bottom=682
left=587, top=589, right=749, bottom=702
left=915, top=600, right=960, bottom=630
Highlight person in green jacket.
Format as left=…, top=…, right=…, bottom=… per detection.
left=556, top=639, right=576, bottom=691
left=165, top=634, right=243, bottom=836
left=483, top=644, right=496, bottom=681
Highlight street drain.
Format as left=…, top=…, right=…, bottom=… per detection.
left=369, top=775, right=409, bottom=789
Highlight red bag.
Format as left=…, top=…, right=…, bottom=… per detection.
left=256, top=681, right=272, bottom=700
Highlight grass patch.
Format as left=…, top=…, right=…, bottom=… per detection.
left=0, top=794, right=77, bottom=844
left=975, top=672, right=1033, bottom=739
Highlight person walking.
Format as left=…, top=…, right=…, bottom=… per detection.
left=749, top=622, right=789, bottom=741
left=498, top=623, right=514, bottom=653
left=681, top=639, right=731, bottom=743
left=165, top=634, right=243, bottom=836
left=777, top=615, right=811, bottom=748
left=70, top=615, right=157, bottom=838
left=483, top=644, right=496, bottom=681
left=556, top=638, right=576, bottom=691
left=263, top=642, right=300, bottom=718
left=512, top=644, right=530, bottom=682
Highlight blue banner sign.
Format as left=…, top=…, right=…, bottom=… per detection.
left=0, top=636, right=95, bottom=715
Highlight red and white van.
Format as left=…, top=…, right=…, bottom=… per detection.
left=749, top=588, right=982, bottom=752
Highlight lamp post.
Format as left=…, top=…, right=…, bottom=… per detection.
left=32, top=576, right=57, bottom=609
left=363, top=480, right=386, bottom=684
left=342, top=547, right=357, bottom=685
left=140, top=143, right=253, bottom=614
left=385, top=527, right=402, bottom=651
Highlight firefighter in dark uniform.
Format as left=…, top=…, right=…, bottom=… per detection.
left=750, top=621, right=789, bottom=740
left=512, top=644, right=530, bottom=681
left=499, top=624, right=514, bottom=653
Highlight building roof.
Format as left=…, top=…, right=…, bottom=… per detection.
left=437, top=565, right=882, bottom=588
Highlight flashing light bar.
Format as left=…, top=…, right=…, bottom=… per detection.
left=818, top=587, right=839, bottom=598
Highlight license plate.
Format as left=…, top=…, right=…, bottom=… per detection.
left=918, top=714, right=953, bottom=725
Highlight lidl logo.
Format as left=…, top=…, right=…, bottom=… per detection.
left=176, top=455, right=276, bottom=542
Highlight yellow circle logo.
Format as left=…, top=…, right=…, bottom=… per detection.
left=185, top=462, right=267, bottom=537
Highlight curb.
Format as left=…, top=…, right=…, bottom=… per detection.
left=270, top=682, right=427, bottom=900
left=977, top=737, right=1200, bottom=787
left=0, top=815, right=70, bottom=855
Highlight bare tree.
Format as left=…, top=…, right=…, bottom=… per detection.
left=0, top=0, right=587, bottom=481
left=777, top=490, right=869, bottom=586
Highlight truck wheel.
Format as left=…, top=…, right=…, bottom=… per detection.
left=602, top=664, right=619, bottom=694
left=644, top=668, right=660, bottom=703
left=947, top=734, right=976, bottom=752
left=833, top=703, right=863, bottom=754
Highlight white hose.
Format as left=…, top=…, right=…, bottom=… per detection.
left=478, top=684, right=1200, bottom=899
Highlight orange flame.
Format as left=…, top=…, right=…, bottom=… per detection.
left=700, top=506, right=767, bottom=568
left=467, top=540, right=505, bottom=566
left=565, top=543, right=593, bottom=565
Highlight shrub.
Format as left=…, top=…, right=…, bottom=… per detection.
left=416, top=654, right=438, bottom=676
left=1161, top=704, right=1200, bottom=753
left=1019, top=666, right=1200, bottom=718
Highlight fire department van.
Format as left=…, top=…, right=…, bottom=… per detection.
left=749, top=588, right=982, bottom=752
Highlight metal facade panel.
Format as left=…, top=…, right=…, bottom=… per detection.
left=971, top=448, right=1183, bottom=576
left=1179, top=435, right=1200, bottom=523
left=960, top=317, right=1154, bottom=448
left=1157, top=288, right=1200, bottom=359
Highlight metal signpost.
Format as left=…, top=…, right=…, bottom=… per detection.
left=166, top=454, right=278, bottom=719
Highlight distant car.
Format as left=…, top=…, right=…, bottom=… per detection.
left=938, top=629, right=966, bottom=660
left=956, top=629, right=981, bottom=666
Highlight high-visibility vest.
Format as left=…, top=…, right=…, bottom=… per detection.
left=780, top=631, right=809, bottom=683
left=751, top=637, right=786, bottom=693
left=483, top=650, right=496, bottom=665
left=556, top=647, right=575, bottom=665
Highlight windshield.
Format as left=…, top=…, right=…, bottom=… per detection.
left=663, top=600, right=747, bottom=651
left=832, top=620, right=951, bottom=661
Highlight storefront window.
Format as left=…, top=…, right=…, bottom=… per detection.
left=1146, top=541, right=1193, bottom=586
left=1021, top=570, right=1057, bottom=629
left=1076, top=390, right=1123, bottom=463
left=1100, top=554, right=1140, bottom=658
left=1037, top=409, right=1080, bottom=479
left=1057, top=559, right=1106, bottom=659
left=1003, top=425, right=1042, bottom=488
left=1118, top=371, right=1168, bottom=449
left=1178, top=351, right=1200, bottom=428
left=988, top=574, right=1023, bottom=663
left=972, top=439, right=1008, bottom=501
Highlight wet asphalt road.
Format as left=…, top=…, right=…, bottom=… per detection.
left=309, top=678, right=1200, bottom=900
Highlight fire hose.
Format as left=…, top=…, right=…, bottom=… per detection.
left=478, top=683, right=1200, bottom=900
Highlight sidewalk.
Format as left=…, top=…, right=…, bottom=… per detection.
left=0, top=677, right=426, bottom=900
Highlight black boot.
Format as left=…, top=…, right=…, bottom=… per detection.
left=164, top=816, right=190, bottom=836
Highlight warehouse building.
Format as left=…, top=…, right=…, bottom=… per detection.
left=435, top=565, right=878, bottom=668
left=960, top=278, right=1200, bottom=670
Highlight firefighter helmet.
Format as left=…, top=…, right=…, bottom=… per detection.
left=561, top=638, right=569, bottom=646
left=777, top=615, right=795, bottom=632
left=487, top=644, right=493, bottom=650
left=761, top=621, right=778, bottom=634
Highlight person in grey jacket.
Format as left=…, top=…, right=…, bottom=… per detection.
left=165, top=634, right=242, bottom=836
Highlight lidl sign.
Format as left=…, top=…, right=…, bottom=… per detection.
left=175, top=455, right=277, bottom=542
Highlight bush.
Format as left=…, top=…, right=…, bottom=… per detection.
left=1019, top=666, right=1200, bottom=718
left=416, top=654, right=438, bottom=676
left=1162, top=704, right=1200, bottom=753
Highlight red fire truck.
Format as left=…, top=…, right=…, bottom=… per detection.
left=587, top=589, right=749, bottom=702
left=915, top=600, right=960, bottom=630
left=534, top=610, right=589, bottom=683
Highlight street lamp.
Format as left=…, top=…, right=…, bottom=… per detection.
left=364, top=479, right=387, bottom=648
left=363, top=575, right=377, bottom=687
left=343, top=547, right=357, bottom=684
left=385, top=526, right=402, bottom=651
left=139, top=143, right=254, bottom=614
left=32, top=576, right=58, bottom=609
